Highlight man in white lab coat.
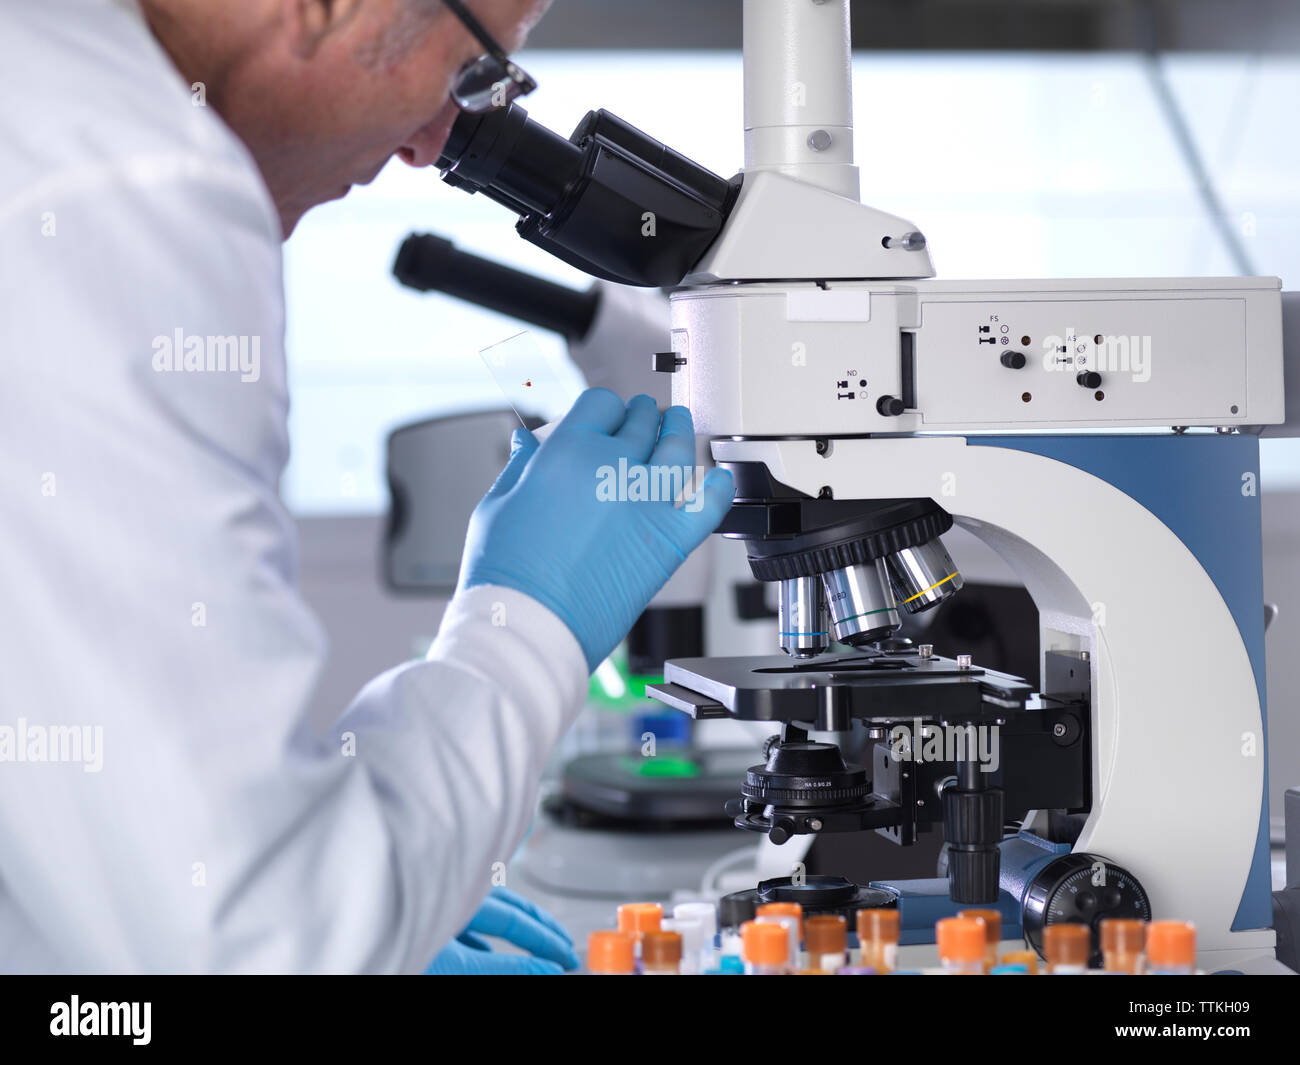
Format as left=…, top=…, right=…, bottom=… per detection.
left=0, top=0, right=732, bottom=972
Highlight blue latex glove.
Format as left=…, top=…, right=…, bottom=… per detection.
left=459, top=388, right=734, bottom=671
left=425, top=887, right=579, bottom=975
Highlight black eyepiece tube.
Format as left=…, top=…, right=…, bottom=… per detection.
left=438, top=105, right=584, bottom=217
left=436, top=103, right=740, bottom=288
left=392, top=232, right=599, bottom=341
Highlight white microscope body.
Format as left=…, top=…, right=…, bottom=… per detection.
left=665, top=0, right=1285, bottom=970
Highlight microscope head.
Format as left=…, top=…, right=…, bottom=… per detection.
left=434, top=90, right=934, bottom=289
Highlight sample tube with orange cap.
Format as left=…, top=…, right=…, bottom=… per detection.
left=804, top=914, right=848, bottom=973
left=1042, top=923, right=1091, bottom=974
left=1101, top=918, right=1147, bottom=974
left=741, top=919, right=792, bottom=975
left=959, top=909, right=1002, bottom=973
left=856, top=908, right=900, bottom=973
left=1146, top=920, right=1196, bottom=975
left=935, top=916, right=986, bottom=974
left=617, top=901, right=663, bottom=954
left=641, top=930, right=683, bottom=975
left=1000, top=949, right=1040, bottom=975
left=756, top=902, right=803, bottom=970
left=587, top=930, right=638, bottom=975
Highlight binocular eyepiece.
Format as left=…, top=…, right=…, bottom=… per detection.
left=436, top=103, right=740, bottom=287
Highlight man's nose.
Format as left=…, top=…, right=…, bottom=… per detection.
left=399, top=105, right=459, bottom=168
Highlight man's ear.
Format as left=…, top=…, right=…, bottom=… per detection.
left=292, top=0, right=367, bottom=59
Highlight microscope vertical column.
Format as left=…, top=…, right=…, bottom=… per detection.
left=742, top=0, right=860, bottom=199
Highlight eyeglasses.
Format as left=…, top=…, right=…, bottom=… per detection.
left=442, top=0, right=537, bottom=113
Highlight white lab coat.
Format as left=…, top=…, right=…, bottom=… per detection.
left=0, top=0, right=587, bottom=972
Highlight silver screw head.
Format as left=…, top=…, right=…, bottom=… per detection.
left=885, top=230, right=927, bottom=252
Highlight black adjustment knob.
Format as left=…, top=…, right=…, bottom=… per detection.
left=876, top=395, right=905, bottom=416
left=948, top=847, right=1002, bottom=905
left=653, top=352, right=686, bottom=373
left=1000, top=350, right=1027, bottom=369
left=769, top=817, right=796, bottom=845
left=1076, top=370, right=1102, bottom=389
left=1021, top=853, right=1152, bottom=965
left=942, top=786, right=1004, bottom=841
left=942, top=786, right=1004, bottom=904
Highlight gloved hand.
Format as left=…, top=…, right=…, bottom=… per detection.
left=425, top=887, right=579, bottom=975
left=459, top=388, right=734, bottom=671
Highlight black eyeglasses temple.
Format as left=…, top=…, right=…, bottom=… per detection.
left=441, top=0, right=511, bottom=64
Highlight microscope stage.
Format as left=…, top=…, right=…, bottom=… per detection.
left=647, top=651, right=1032, bottom=724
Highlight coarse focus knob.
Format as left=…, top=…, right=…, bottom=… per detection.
left=943, top=787, right=1004, bottom=904
left=942, top=787, right=1004, bottom=840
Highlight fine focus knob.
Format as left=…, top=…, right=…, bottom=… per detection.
left=1000, top=350, right=1027, bottom=369
left=876, top=395, right=905, bottom=417
left=1076, top=370, right=1102, bottom=389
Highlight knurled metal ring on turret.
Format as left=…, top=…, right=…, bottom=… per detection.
left=748, top=507, right=953, bottom=582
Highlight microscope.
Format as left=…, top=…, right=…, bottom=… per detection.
left=432, top=0, right=1289, bottom=970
